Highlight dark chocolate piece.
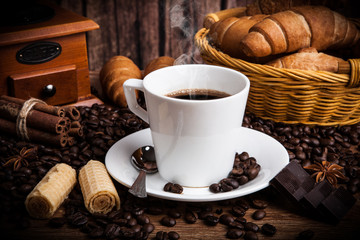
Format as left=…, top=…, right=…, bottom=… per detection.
left=301, top=180, right=333, bottom=210
left=318, top=186, right=356, bottom=223
left=270, top=161, right=315, bottom=202
left=270, top=161, right=356, bottom=223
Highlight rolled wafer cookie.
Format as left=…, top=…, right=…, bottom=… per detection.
left=25, top=163, right=76, bottom=219
left=79, top=160, right=120, bottom=214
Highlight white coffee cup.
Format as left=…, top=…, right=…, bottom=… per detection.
left=123, top=64, right=250, bottom=187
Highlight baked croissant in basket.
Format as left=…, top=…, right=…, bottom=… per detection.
left=100, top=56, right=142, bottom=107
left=240, top=6, right=360, bottom=58
left=209, top=15, right=268, bottom=59
left=266, top=47, right=347, bottom=72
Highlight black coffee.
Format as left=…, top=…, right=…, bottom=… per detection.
left=166, top=89, right=230, bottom=100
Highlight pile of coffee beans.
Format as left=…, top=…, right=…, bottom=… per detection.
left=1, top=103, right=359, bottom=239
left=210, top=152, right=261, bottom=193
left=242, top=113, right=360, bottom=194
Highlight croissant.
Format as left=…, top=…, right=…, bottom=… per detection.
left=144, top=56, right=175, bottom=77
left=209, top=15, right=268, bottom=59
left=266, top=47, right=347, bottom=72
left=100, top=56, right=142, bottom=107
left=240, top=6, right=360, bottom=58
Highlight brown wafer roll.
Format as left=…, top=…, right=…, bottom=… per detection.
left=25, top=163, right=76, bottom=219
left=78, top=160, right=120, bottom=214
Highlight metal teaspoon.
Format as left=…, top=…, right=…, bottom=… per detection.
left=129, top=146, right=158, bottom=198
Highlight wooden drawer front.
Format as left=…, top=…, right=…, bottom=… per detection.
left=8, top=65, right=77, bottom=105
left=0, top=33, right=91, bottom=101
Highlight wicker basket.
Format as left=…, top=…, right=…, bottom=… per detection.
left=194, top=23, right=360, bottom=126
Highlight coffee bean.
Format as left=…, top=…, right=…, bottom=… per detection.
left=244, top=231, right=258, bottom=240
left=113, top=218, right=127, bottom=226
left=137, top=214, right=150, bottom=225
left=221, top=178, right=239, bottom=190
left=252, top=210, right=266, bottom=220
left=219, top=214, right=234, bottom=226
left=239, top=152, right=249, bottom=161
left=168, top=231, right=180, bottom=240
left=142, top=223, right=155, bottom=233
left=235, top=217, right=247, bottom=225
left=221, top=179, right=235, bottom=192
left=184, top=211, right=198, bottom=224
left=245, top=222, right=259, bottom=232
left=198, top=211, right=213, bottom=220
left=163, top=182, right=183, bottom=194
left=126, top=218, right=137, bottom=227
left=235, top=199, right=250, bottom=210
left=209, top=183, right=221, bottom=193
left=231, top=168, right=244, bottom=176
left=131, top=224, right=142, bottom=233
left=237, top=175, right=249, bottom=185
left=160, top=216, right=176, bottom=227
left=232, top=206, right=246, bottom=217
left=252, top=199, right=268, bottom=209
left=247, top=167, right=260, bottom=180
left=227, top=228, right=244, bottom=239
left=104, top=223, right=120, bottom=239
left=171, top=183, right=183, bottom=194
left=69, top=212, right=88, bottom=227
left=204, top=215, right=219, bottom=226
left=261, top=223, right=277, bottom=236
left=121, top=228, right=135, bottom=238
left=155, top=231, right=168, bottom=240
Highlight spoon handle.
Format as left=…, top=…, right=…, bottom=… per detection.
left=129, top=170, right=147, bottom=198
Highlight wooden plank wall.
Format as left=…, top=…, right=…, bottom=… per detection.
left=56, top=0, right=255, bottom=71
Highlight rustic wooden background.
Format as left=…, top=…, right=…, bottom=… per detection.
left=54, top=0, right=357, bottom=72
left=55, top=0, right=255, bottom=71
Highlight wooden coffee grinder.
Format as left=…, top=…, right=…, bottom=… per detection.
left=0, top=1, right=99, bottom=105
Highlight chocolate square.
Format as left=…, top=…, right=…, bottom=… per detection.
left=301, top=180, right=333, bottom=210
left=270, top=161, right=356, bottom=223
left=318, top=186, right=356, bottom=223
left=270, top=161, right=315, bottom=202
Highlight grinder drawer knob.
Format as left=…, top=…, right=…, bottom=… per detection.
left=42, top=84, right=56, bottom=98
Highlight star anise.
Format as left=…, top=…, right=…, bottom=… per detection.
left=3, top=146, right=38, bottom=171
left=304, top=160, right=347, bottom=187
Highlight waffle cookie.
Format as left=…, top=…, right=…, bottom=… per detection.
left=25, top=163, right=76, bottom=219
left=78, top=160, right=120, bottom=214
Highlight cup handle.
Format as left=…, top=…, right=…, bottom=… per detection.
left=123, top=79, right=149, bottom=123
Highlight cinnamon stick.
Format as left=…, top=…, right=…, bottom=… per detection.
left=64, top=106, right=80, bottom=121
left=67, top=137, right=75, bottom=146
left=69, top=127, right=83, bottom=137
left=0, top=100, right=69, bottom=134
left=0, top=95, right=65, bottom=117
left=0, top=118, right=68, bottom=147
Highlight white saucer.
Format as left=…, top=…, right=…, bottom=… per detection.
left=105, top=128, right=289, bottom=202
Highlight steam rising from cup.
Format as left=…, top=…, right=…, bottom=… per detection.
left=168, top=0, right=204, bottom=65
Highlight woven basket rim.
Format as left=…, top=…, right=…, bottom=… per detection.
left=194, top=27, right=360, bottom=126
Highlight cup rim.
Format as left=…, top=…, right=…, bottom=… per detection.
left=142, top=64, right=250, bottom=103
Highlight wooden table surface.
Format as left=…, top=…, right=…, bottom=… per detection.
left=2, top=187, right=359, bottom=240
